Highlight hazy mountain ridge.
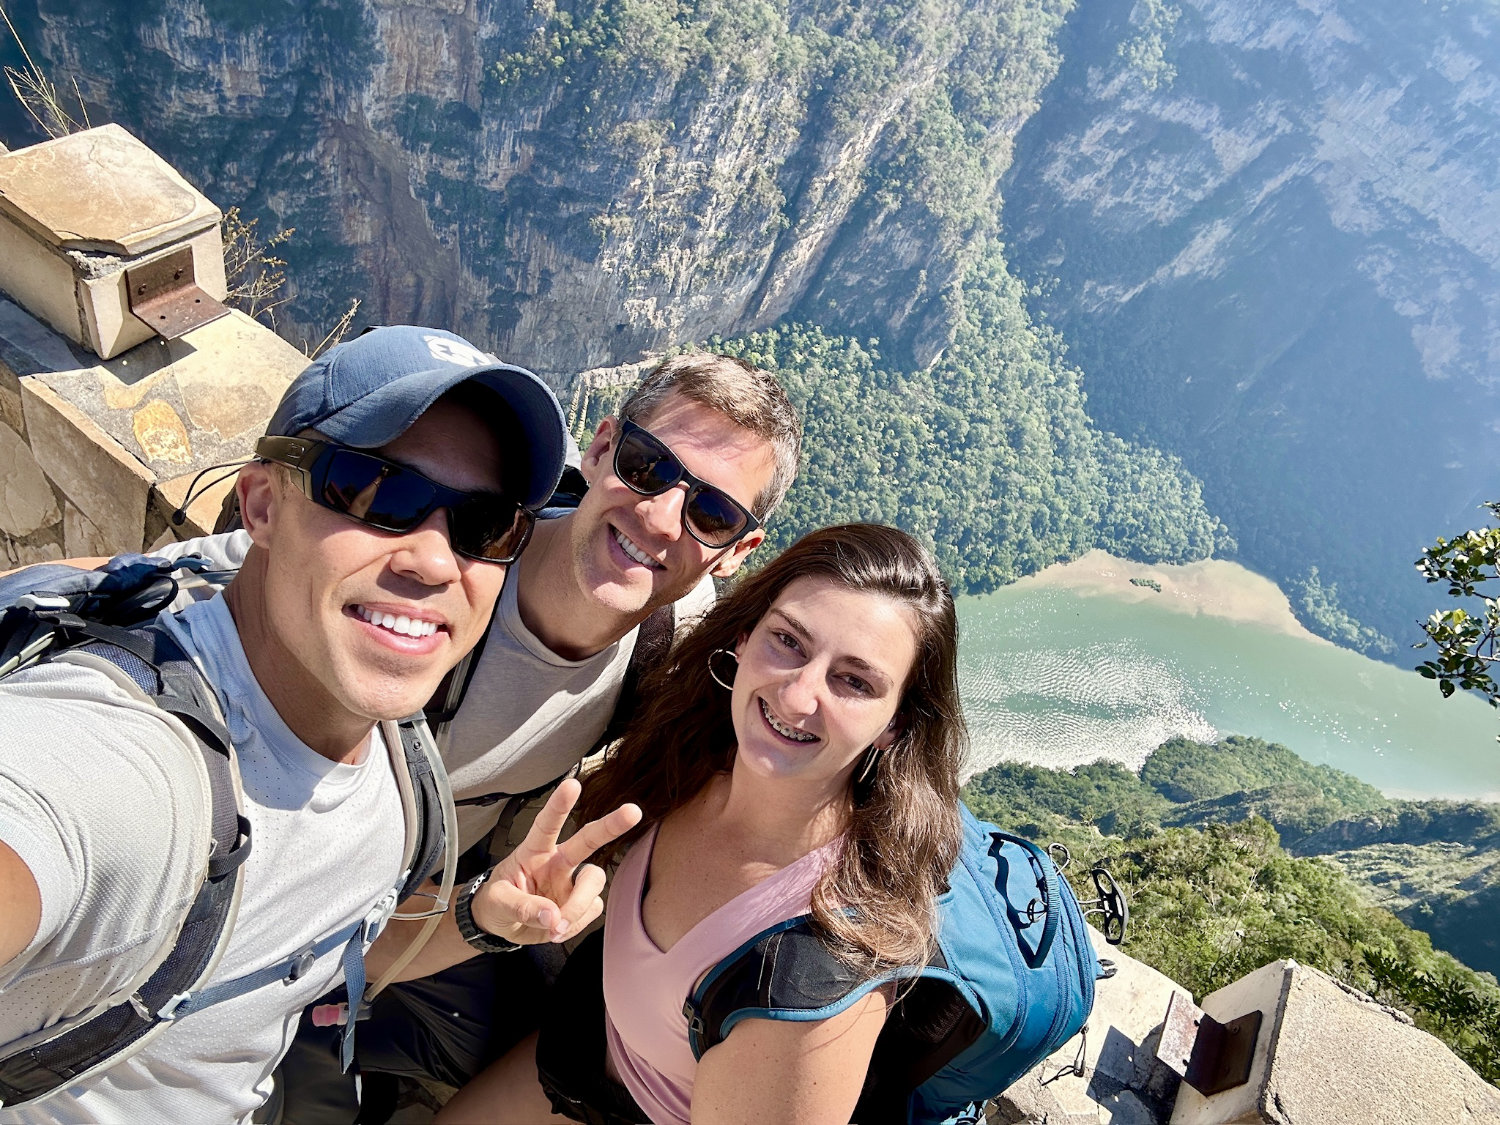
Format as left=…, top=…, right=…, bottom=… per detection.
left=1002, top=0, right=1500, bottom=654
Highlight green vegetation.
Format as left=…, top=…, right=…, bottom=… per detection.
left=961, top=737, right=1500, bottom=1084
left=1129, top=576, right=1162, bottom=592
left=1140, top=734, right=1386, bottom=811
left=1416, top=501, right=1500, bottom=715
left=1297, top=567, right=1395, bottom=657
left=1115, top=0, right=1179, bottom=92
left=575, top=243, right=1231, bottom=594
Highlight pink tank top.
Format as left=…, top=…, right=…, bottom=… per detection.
left=602, top=823, right=842, bottom=1125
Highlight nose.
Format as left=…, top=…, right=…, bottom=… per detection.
left=636, top=484, right=687, bottom=542
left=389, top=508, right=464, bottom=587
left=777, top=660, right=824, bottom=719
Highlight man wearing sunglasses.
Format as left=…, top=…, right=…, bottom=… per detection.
left=24, top=348, right=802, bottom=1119
left=316, top=353, right=802, bottom=1115
left=0, top=327, right=642, bottom=1123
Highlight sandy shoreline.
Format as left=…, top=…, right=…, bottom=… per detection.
left=1011, top=549, right=1329, bottom=643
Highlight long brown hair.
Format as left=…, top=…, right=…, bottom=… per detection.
left=580, top=523, right=966, bottom=969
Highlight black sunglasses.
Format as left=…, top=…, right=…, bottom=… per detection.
left=612, top=419, right=760, bottom=548
left=255, top=436, right=534, bottom=564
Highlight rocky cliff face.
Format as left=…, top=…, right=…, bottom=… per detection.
left=3, top=0, right=1069, bottom=382
left=1001, top=0, right=1500, bottom=646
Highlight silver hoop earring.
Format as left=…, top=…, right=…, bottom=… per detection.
left=708, top=648, right=738, bottom=691
left=855, top=744, right=882, bottom=785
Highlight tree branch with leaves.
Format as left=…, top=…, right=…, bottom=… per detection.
left=1414, top=501, right=1500, bottom=710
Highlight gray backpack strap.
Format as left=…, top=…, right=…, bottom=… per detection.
left=0, top=622, right=250, bottom=1109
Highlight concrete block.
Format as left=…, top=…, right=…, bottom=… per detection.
left=0, top=124, right=220, bottom=256
left=0, top=420, right=62, bottom=537
left=0, top=125, right=224, bottom=360
left=22, top=377, right=151, bottom=554
left=77, top=226, right=228, bottom=359
left=0, top=212, right=83, bottom=345
left=1170, top=960, right=1500, bottom=1125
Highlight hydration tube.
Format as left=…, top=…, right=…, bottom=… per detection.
left=366, top=719, right=460, bottom=1000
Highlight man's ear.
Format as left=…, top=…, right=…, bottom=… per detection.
left=708, top=526, right=767, bottom=579
left=237, top=463, right=279, bottom=546
left=579, top=416, right=618, bottom=487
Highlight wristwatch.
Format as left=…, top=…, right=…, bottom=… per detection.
left=454, top=867, right=524, bottom=954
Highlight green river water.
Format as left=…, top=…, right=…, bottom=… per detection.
left=956, top=582, right=1500, bottom=801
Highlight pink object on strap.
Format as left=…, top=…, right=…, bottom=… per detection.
left=602, top=824, right=841, bottom=1125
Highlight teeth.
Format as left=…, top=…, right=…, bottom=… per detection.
left=355, top=605, right=439, bottom=638
left=760, top=699, right=817, bottom=742
left=614, top=529, right=663, bottom=569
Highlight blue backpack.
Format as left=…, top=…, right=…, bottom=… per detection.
left=684, top=804, right=1111, bottom=1125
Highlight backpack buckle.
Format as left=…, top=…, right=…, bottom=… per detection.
left=157, top=992, right=193, bottom=1020
left=14, top=594, right=69, bottom=612
left=286, top=949, right=318, bottom=982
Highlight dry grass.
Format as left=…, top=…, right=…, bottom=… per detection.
left=1, top=3, right=89, bottom=139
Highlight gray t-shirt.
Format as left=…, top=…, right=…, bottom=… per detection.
left=156, top=529, right=713, bottom=855
left=0, top=595, right=405, bottom=1124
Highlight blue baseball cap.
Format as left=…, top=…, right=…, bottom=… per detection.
left=267, top=326, right=568, bottom=508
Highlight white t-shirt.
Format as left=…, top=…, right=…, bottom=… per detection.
left=157, top=529, right=714, bottom=854
left=0, top=595, right=405, bottom=1124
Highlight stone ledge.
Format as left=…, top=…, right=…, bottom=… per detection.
left=0, top=294, right=306, bottom=558
left=1171, top=960, right=1500, bottom=1125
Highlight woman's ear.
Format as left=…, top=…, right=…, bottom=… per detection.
left=873, top=715, right=902, bottom=751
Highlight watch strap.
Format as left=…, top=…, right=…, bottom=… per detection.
left=454, top=867, right=523, bottom=954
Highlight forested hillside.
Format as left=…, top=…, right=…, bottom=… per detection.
left=575, top=243, right=1229, bottom=592
left=0, top=0, right=1073, bottom=377
left=963, top=736, right=1500, bottom=1084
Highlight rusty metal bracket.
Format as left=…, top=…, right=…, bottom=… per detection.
left=126, top=245, right=230, bottom=340
left=1155, top=991, right=1263, bottom=1097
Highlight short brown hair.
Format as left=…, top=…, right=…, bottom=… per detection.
left=619, top=352, right=801, bottom=520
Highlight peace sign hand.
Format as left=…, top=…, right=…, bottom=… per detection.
left=467, top=778, right=642, bottom=946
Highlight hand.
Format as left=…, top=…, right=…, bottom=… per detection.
left=469, top=778, right=642, bottom=946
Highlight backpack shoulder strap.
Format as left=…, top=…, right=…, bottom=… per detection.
left=595, top=602, right=675, bottom=752
left=390, top=717, right=452, bottom=900
left=448, top=601, right=677, bottom=820
left=685, top=916, right=880, bottom=1060
left=0, top=621, right=252, bottom=1109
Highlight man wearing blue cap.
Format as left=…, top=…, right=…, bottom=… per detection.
left=0, top=327, right=637, bottom=1123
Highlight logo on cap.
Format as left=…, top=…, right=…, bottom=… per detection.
left=424, top=335, right=497, bottom=368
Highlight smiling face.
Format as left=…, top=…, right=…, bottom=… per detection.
left=236, top=395, right=509, bottom=747
left=569, top=392, right=776, bottom=623
left=730, top=576, right=920, bottom=797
